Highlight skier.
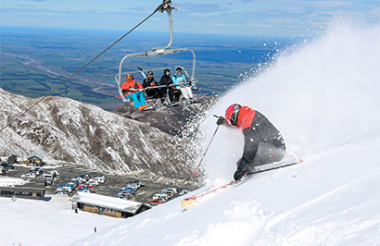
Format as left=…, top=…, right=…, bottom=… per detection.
left=217, top=104, right=286, bottom=181
left=142, top=70, right=160, bottom=98
left=121, top=74, right=147, bottom=111
left=159, top=69, right=180, bottom=105
left=172, top=67, right=194, bottom=104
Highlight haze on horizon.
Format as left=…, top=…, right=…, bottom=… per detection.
left=1, top=0, right=379, bottom=37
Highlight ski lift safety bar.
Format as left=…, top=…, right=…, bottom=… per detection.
left=116, top=3, right=197, bottom=102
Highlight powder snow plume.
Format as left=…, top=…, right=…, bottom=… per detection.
left=201, top=18, right=380, bottom=183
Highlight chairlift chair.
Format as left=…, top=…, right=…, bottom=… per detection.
left=115, top=1, right=200, bottom=103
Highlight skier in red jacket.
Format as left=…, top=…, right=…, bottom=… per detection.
left=121, top=74, right=147, bottom=111
left=217, top=104, right=286, bottom=181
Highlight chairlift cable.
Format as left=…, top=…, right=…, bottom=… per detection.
left=0, top=1, right=172, bottom=134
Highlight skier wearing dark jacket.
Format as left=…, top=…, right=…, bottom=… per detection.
left=217, top=104, right=286, bottom=181
left=142, top=70, right=161, bottom=98
left=159, top=69, right=180, bottom=104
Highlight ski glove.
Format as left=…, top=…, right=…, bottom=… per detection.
left=234, top=169, right=245, bottom=182
left=216, top=117, right=226, bottom=125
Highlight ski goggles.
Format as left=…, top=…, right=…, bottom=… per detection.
left=125, top=74, right=134, bottom=80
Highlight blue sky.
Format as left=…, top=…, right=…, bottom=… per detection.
left=1, top=0, right=379, bottom=36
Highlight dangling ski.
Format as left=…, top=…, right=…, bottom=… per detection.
left=181, top=159, right=303, bottom=210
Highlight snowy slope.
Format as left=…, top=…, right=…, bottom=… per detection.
left=0, top=195, right=121, bottom=246
left=1, top=18, right=379, bottom=246
left=70, top=144, right=380, bottom=246
left=70, top=19, right=380, bottom=246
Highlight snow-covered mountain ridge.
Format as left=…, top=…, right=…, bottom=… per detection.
left=0, top=89, right=203, bottom=178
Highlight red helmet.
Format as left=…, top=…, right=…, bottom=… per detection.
left=225, top=104, right=241, bottom=125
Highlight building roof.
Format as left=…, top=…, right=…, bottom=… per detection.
left=0, top=177, right=46, bottom=192
left=70, top=192, right=150, bottom=214
left=27, top=153, right=44, bottom=160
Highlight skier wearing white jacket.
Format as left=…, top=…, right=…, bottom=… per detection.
left=172, top=67, right=194, bottom=103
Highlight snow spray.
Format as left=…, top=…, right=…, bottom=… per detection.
left=201, top=18, right=380, bottom=183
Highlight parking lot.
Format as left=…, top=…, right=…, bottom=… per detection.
left=4, top=162, right=199, bottom=204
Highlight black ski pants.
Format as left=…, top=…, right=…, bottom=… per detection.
left=236, top=111, right=286, bottom=174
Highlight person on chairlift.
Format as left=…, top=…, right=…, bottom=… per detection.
left=121, top=74, right=147, bottom=111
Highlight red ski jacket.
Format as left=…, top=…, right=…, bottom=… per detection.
left=121, top=79, right=143, bottom=95
left=235, top=106, right=256, bottom=130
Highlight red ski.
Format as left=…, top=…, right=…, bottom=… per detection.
left=181, top=159, right=303, bottom=210
left=181, top=180, right=235, bottom=210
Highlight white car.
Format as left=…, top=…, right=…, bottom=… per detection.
left=41, top=173, right=54, bottom=179
left=61, top=186, right=72, bottom=193
left=152, top=192, right=169, bottom=200
left=166, top=188, right=179, bottom=194
left=126, top=183, right=139, bottom=190
left=47, top=170, right=60, bottom=177
left=92, top=175, right=107, bottom=184
left=86, top=180, right=99, bottom=187
left=179, top=189, right=190, bottom=196
left=21, top=172, right=36, bottom=178
left=71, top=176, right=86, bottom=183
left=162, top=189, right=175, bottom=199
left=31, top=168, right=44, bottom=174
left=29, top=170, right=41, bottom=176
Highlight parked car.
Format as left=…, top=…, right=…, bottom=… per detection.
left=119, top=187, right=135, bottom=194
left=41, top=173, right=54, bottom=185
left=65, top=182, right=78, bottom=188
left=116, top=192, right=131, bottom=200
left=41, top=173, right=54, bottom=179
left=46, top=170, right=59, bottom=178
left=126, top=183, right=139, bottom=190
left=152, top=192, right=169, bottom=200
left=117, top=191, right=132, bottom=197
left=162, top=189, right=176, bottom=199
left=78, top=186, right=91, bottom=192
left=87, top=179, right=100, bottom=186
left=31, top=167, right=44, bottom=174
left=149, top=198, right=166, bottom=206
left=78, top=184, right=94, bottom=190
left=92, top=175, right=107, bottom=184
left=130, top=180, right=143, bottom=188
left=59, top=185, right=74, bottom=192
left=21, top=172, right=36, bottom=178
left=166, top=188, right=179, bottom=195
left=78, top=174, right=91, bottom=181
left=45, top=178, right=53, bottom=185
left=71, top=177, right=86, bottom=184
left=1, top=163, right=14, bottom=170
left=55, top=188, right=69, bottom=195
left=178, top=189, right=190, bottom=196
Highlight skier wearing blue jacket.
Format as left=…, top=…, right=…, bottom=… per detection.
left=172, top=67, right=194, bottom=104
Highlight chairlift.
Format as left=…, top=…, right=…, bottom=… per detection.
left=115, top=1, right=201, bottom=103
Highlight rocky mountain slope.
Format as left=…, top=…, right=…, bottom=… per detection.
left=0, top=89, right=218, bottom=180
left=112, top=94, right=218, bottom=137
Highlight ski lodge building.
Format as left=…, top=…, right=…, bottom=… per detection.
left=26, top=153, right=44, bottom=166
left=70, top=192, right=151, bottom=218
left=0, top=178, right=46, bottom=200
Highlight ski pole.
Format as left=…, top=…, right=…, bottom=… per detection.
left=193, top=115, right=221, bottom=174
left=137, top=67, right=147, bottom=79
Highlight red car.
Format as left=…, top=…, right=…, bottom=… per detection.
left=149, top=198, right=166, bottom=206
left=78, top=184, right=94, bottom=190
